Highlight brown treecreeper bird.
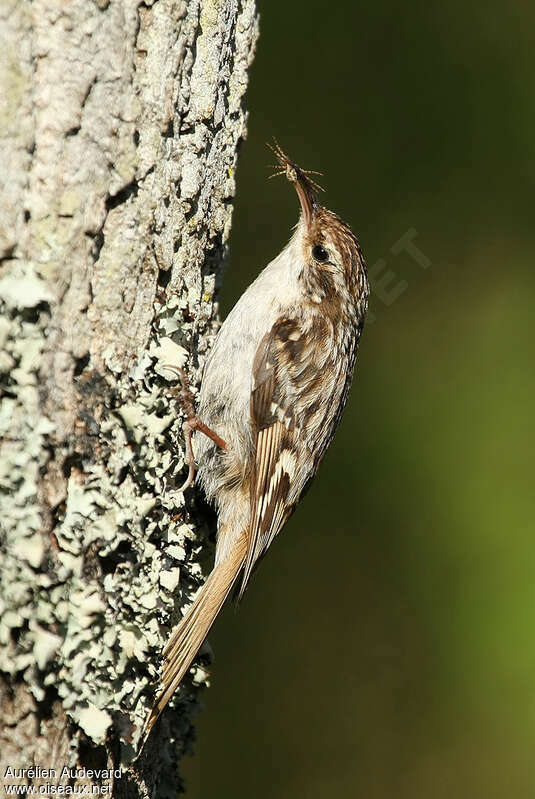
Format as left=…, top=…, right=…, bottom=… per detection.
left=144, top=142, right=369, bottom=738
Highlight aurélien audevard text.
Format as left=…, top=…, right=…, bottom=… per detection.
left=3, top=766, right=121, bottom=780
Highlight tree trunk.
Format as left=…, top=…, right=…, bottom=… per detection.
left=0, top=0, right=258, bottom=795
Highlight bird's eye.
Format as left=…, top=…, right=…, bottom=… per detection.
left=312, top=244, right=329, bottom=263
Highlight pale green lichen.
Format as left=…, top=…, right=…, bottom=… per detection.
left=77, top=705, right=112, bottom=744
left=0, top=263, right=54, bottom=309
left=0, top=262, right=209, bottom=762
left=0, top=266, right=54, bottom=684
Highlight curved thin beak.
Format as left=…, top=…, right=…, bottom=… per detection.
left=292, top=169, right=317, bottom=229
left=268, top=141, right=320, bottom=230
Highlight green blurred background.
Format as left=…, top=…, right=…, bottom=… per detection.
left=184, top=1, right=535, bottom=796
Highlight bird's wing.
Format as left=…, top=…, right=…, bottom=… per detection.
left=238, top=317, right=312, bottom=598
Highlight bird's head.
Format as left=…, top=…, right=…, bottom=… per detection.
left=269, top=140, right=368, bottom=308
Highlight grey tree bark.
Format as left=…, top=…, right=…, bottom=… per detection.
left=0, top=0, right=258, bottom=795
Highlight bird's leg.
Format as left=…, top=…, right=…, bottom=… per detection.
left=163, top=365, right=228, bottom=491
left=180, top=415, right=228, bottom=491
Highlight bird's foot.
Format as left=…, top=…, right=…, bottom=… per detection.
left=162, top=364, right=228, bottom=491
left=179, top=415, right=228, bottom=491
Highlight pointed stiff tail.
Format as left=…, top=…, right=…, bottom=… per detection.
left=143, top=533, right=247, bottom=739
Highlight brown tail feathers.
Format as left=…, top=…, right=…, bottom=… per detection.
left=142, top=533, right=247, bottom=741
